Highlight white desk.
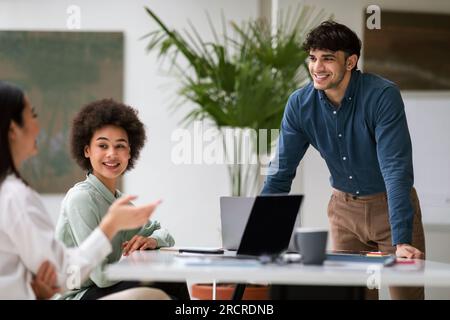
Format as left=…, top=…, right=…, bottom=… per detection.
left=106, top=250, right=450, bottom=288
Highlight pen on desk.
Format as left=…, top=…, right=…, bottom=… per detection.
left=178, top=248, right=224, bottom=254
left=366, top=251, right=390, bottom=257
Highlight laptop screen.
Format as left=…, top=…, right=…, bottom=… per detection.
left=237, top=195, right=303, bottom=257
left=220, top=197, right=255, bottom=250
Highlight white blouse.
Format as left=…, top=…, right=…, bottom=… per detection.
left=0, top=174, right=112, bottom=299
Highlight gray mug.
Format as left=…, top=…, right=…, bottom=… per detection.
left=295, top=228, right=328, bottom=265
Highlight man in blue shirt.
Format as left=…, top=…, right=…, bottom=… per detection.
left=262, top=21, right=425, bottom=299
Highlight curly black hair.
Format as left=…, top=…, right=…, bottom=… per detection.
left=303, top=20, right=361, bottom=64
left=71, top=99, right=146, bottom=172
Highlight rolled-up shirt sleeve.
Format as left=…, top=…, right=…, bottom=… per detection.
left=125, top=220, right=175, bottom=247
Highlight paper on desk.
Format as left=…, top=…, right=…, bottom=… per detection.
left=159, top=247, right=179, bottom=252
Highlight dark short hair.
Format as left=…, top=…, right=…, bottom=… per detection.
left=0, top=81, right=27, bottom=185
left=71, top=99, right=146, bottom=172
left=303, top=20, right=361, bottom=61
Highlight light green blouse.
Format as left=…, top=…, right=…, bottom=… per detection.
left=55, top=173, right=175, bottom=299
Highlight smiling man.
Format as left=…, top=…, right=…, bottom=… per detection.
left=262, top=21, right=425, bottom=300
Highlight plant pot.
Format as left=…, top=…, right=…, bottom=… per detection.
left=191, top=283, right=270, bottom=300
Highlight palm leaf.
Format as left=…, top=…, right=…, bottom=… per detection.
left=143, top=5, right=330, bottom=195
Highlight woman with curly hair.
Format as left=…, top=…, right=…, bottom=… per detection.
left=0, top=81, right=167, bottom=300
left=55, top=99, right=188, bottom=300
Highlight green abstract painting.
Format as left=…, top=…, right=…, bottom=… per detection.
left=0, top=31, right=123, bottom=193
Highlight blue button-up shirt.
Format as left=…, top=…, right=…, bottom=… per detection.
left=262, top=70, right=414, bottom=245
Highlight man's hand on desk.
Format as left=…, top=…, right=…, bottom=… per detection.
left=122, top=235, right=158, bottom=256
left=396, top=244, right=424, bottom=259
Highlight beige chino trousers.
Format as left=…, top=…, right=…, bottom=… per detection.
left=328, top=187, right=426, bottom=300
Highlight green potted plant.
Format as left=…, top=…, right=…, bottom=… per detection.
left=144, top=5, right=327, bottom=197
left=143, top=5, right=327, bottom=299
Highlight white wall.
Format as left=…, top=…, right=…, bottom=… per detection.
left=0, top=0, right=259, bottom=246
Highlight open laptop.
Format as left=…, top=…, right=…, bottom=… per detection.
left=220, top=195, right=303, bottom=257
left=220, top=197, right=255, bottom=250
